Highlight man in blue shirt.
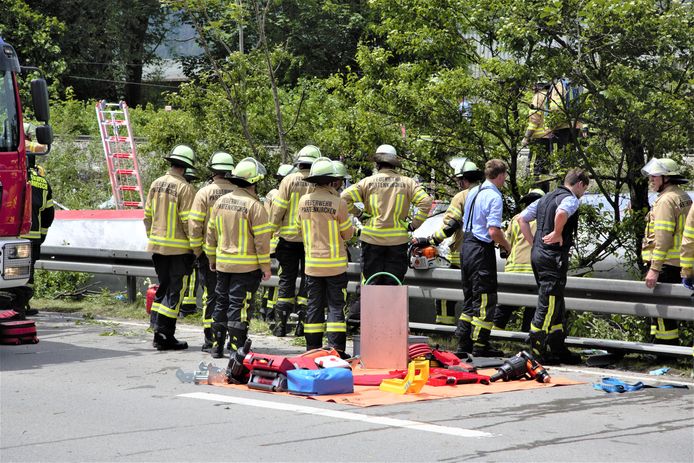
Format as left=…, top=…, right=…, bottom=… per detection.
left=460, top=159, right=512, bottom=357
left=518, top=168, right=589, bottom=364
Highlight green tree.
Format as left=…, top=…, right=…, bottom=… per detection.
left=0, top=0, right=66, bottom=98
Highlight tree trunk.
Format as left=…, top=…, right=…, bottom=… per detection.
left=622, top=132, right=649, bottom=265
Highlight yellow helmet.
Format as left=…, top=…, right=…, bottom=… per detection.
left=165, top=144, right=195, bottom=168
left=227, top=157, right=267, bottom=186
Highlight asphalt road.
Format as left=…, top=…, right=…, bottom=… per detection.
left=1, top=313, right=693, bottom=462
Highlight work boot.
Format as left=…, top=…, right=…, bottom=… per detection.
left=211, top=324, right=227, bottom=359
left=528, top=330, right=548, bottom=363
left=305, top=332, right=323, bottom=351
left=454, top=319, right=473, bottom=357
left=153, top=332, right=188, bottom=351
left=471, top=342, right=504, bottom=358
left=294, top=310, right=306, bottom=337
left=227, top=324, right=248, bottom=353
left=201, top=328, right=214, bottom=353
left=547, top=332, right=582, bottom=365
left=273, top=310, right=289, bottom=337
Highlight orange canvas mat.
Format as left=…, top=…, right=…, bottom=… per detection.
left=212, top=368, right=584, bottom=408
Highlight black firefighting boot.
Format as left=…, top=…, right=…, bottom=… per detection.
left=546, top=332, right=582, bottom=365
left=294, top=307, right=306, bottom=337
left=454, top=319, right=473, bottom=358
left=227, top=322, right=248, bottom=353
left=153, top=332, right=188, bottom=351
left=211, top=323, right=227, bottom=359
left=201, top=328, right=214, bottom=353
left=471, top=324, right=504, bottom=357
left=273, top=309, right=289, bottom=337
left=305, top=332, right=323, bottom=352
left=527, top=330, right=548, bottom=363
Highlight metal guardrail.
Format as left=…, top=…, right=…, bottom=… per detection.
left=36, top=245, right=693, bottom=357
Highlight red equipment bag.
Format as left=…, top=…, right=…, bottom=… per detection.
left=145, top=284, right=159, bottom=314
left=426, top=368, right=490, bottom=386
left=0, top=320, right=39, bottom=345
left=243, top=353, right=296, bottom=375
left=0, top=310, right=21, bottom=321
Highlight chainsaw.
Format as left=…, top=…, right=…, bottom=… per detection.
left=408, top=243, right=451, bottom=270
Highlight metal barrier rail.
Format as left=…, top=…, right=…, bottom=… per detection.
left=36, top=246, right=693, bottom=357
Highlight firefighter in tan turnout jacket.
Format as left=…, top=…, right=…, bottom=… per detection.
left=641, top=158, right=692, bottom=345
left=269, top=146, right=320, bottom=337
left=206, top=158, right=272, bottom=358
left=342, top=144, right=433, bottom=318
left=296, top=158, right=355, bottom=354
left=188, top=151, right=235, bottom=351
left=144, top=145, right=197, bottom=350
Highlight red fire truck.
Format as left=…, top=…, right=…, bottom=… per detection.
left=0, top=36, right=52, bottom=309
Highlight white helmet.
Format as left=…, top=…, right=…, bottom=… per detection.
left=374, top=144, right=401, bottom=167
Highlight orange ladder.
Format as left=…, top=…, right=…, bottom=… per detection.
left=95, top=100, right=144, bottom=209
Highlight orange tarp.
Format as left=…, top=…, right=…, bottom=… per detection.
left=214, top=368, right=584, bottom=408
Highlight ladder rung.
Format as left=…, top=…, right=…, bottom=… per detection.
left=119, top=185, right=138, bottom=191
left=116, top=169, right=136, bottom=175
left=112, top=153, right=132, bottom=159
left=122, top=201, right=142, bottom=207
left=102, top=120, right=126, bottom=126
left=108, top=136, right=130, bottom=143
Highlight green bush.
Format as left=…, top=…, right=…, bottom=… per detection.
left=34, top=270, right=91, bottom=298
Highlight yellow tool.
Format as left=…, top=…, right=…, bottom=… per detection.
left=379, top=359, right=430, bottom=394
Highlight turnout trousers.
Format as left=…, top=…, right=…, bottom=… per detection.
left=304, top=272, right=349, bottom=352
left=646, top=264, right=681, bottom=344
left=460, top=235, right=498, bottom=348
left=529, top=246, right=568, bottom=356
left=213, top=269, right=262, bottom=351
left=274, top=239, right=307, bottom=321
left=151, top=253, right=195, bottom=335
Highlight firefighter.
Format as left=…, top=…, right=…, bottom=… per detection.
left=144, top=145, right=197, bottom=350
left=342, top=144, right=433, bottom=319
left=180, top=167, right=201, bottom=317
left=206, top=158, right=272, bottom=358
left=296, top=158, right=355, bottom=354
left=269, top=146, right=320, bottom=337
left=188, top=151, right=235, bottom=351
left=640, top=158, right=692, bottom=345
left=682, top=206, right=694, bottom=290
left=260, top=164, right=297, bottom=322
left=332, top=160, right=352, bottom=191
left=518, top=168, right=590, bottom=364
left=412, top=158, right=484, bottom=331
left=460, top=159, right=512, bottom=357
left=493, top=188, right=545, bottom=331
left=19, top=154, right=54, bottom=317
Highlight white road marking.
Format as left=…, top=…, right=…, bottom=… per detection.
left=179, top=391, right=492, bottom=438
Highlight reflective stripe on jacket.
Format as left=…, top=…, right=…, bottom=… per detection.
left=269, top=170, right=314, bottom=242
left=341, top=168, right=432, bottom=246
left=432, top=188, right=472, bottom=266
left=264, top=188, right=280, bottom=253
left=206, top=187, right=272, bottom=274
left=642, top=184, right=692, bottom=271
left=144, top=169, right=196, bottom=255
left=296, top=185, right=354, bottom=277
left=679, top=206, right=694, bottom=277
left=504, top=213, right=536, bottom=273
left=188, top=178, right=235, bottom=256
left=20, top=167, right=54, bottom=242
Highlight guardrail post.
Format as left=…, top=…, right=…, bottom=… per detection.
left=126, top=276, right=137, bottom=303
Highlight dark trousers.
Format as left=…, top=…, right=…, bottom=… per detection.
left=646, top=264, right=680, bottom=343
left=461, top=235, right=498, bottom=346
left=493, top=304, right=535, bottom=332
left=349, top=242, right=408, bottom=320
left=197, top=253, right=217, bottom=329
left=435, top=263, right=459, bottom=325
left=213, top=269, right=262, bottom=328
left=275, top=238, right=307, bottom=314
left=305, top=273, right=348, bottom=351
left=530, top=247, right=568, bottom=335
left=151, top=253, right=194, bottom=335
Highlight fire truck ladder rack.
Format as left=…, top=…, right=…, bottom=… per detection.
left=95, top=100, right=144, bottom=209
